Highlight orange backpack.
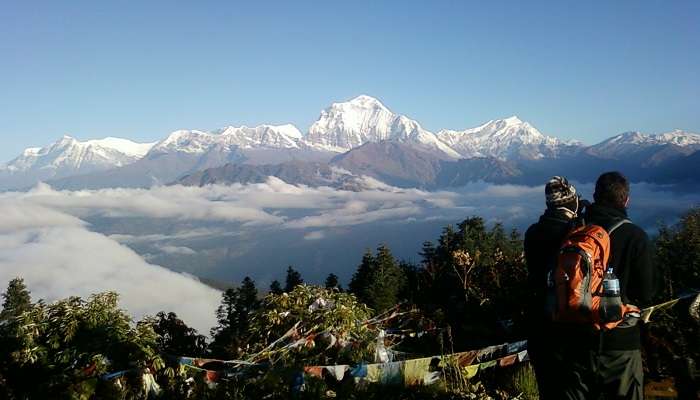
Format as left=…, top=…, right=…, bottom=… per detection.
left=550, top=219, right=640, bottom=330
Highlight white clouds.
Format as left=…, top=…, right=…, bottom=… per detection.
left=157, top=244, right=197, bottom=255
left=303, top=231, right=325, bottom=240
left=1, top=179, right=465, bottom=231
left=0, top=201, right=221, bottom=335
left=15, top=183, right=284, bottom=224
left=1, top=178, right=698, bottom=336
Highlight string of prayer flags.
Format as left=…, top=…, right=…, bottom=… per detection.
left=205, top=370, right=221, bottom=383
left=507, top=340, right=528, bottom=355
left=350, top=363, right=368, bottom=378
left=498, top=354, right=518, bottom=367
left=463, top=365, right=479, bottom=379
left=402, top=358, right=432, bottom=386
left=517, top=350, right=529, bottom=362
left=456, top=351, right=478, bottom=367
left=378, top=362, right=402, bottom=385
left=142, top=373, right=162, bottom=396
left=324, top=365, right=348, bottom=381
left=479, top=360, right=498, bottom=371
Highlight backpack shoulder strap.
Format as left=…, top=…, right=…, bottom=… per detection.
left=607, top=219, right=631, bottom=235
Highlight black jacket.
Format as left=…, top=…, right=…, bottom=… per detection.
left=524, top=208, right=576, bottom=348
left=584, top=203, right=657, bottom=350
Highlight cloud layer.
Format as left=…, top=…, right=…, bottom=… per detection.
left=1, top=178, right=698, bottom=335
left=0, top=200, right=221, bottom=335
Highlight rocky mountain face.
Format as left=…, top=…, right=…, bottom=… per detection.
left=176, top=160, right=368, bottom=190
left=4, top=95, right=700, bottom=190
left=176, top=141, right=524, bottom=190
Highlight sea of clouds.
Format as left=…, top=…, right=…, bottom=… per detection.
left=1, top=178, right=698, bottom=334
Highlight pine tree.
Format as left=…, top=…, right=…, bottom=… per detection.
left=210, top=277, right=260, bottom=358
left=210, top=287, right=240, bottom=358
left=324, top=273, right=341, bottom=291
left=236, top=277, right=259, bottom=333
left=399, top=261, right=420, bottom=303
left=284, top=266, right=303, bottom=292
left=153, top=311, right=206, bottom=355
left=364, top=244, right=404, bottom=312
left=269, top=280, right=283, bottom=295
left=0, top=278, right=32, bottom=322
left=348, top=249, right=374, bottom=301
left=349, top=246, right=405, bottom=312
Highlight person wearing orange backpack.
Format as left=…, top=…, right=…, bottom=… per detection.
left=524, top=176, right=583, bottom=399
left=563, top=171, right=656, bottom=400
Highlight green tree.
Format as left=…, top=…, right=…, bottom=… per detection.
left=0, top=278, right=34, bottom=400
left=269, top=280, right=283, bottom=295
left=0, top=278, right=32, bottom=322
left=248, top=285, right=374, bottom=365
left=4, top=292, right=163, bottom=399
left=648, top=207, right=700, bottom=397
left=348, top=249, right=375, bottom=301
left=210, top=277, right=260, bottom=358
left=152, top=311, right=206, bottom=356
left=284, top=266, right=304, bottom=292
left=364, top=245, right=405, bottom=312
left=324, top=273, right=341, bottom=291
left=399, top=261, right=420, bottom=304
left=349, top=246, right=405, bottom=312
left=413, top=217, right=527, bottom=348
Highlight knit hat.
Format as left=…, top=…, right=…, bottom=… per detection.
left=545, top=176, right=577, bottom=208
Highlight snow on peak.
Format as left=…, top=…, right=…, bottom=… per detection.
left=305, top=96, right=460, bottom=158
left=343, top=95, right=388, bottom=109
left=2, top=135, right=156, bottom=174
left=592, top=129, right=700, bottom=155
left=437, top=117, right=571, bottom=159
left=217, top=124, right=303, bottom=149
left=151, top=123, right=304, bottom=154
left=503, top=116, right=523, bottom=125
left=85, top=137, right=156, bottom=158
left=655, top=130, right=700, bottom=146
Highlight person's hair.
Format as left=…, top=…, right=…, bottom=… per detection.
left=594, top=171, right=630, bottom=209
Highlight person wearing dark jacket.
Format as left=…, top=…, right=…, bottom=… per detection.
left=524, top=176, right=581, bottom=400
left=565, top=171, right=656, bottom=400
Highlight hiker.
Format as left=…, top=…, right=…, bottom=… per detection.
left=524, top=176, right=583, bottom=400
left=560, top=171, right=656, bottom=400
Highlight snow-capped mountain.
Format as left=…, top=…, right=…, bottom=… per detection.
left=437, top=116, right=580, bottom=160
left=47, top=124, right=328, bottom=190
left=2, top=135, right=154, bottom=173
left=0, top=135, right=155, bottom=189
left=5, top=95, right=700, bottom=191
left=585, top=129, right=700, bottom=168
left=150, top=124, right=303, bottom=155
left=305, top=95, right=461, bottom=159
left=587, top=130, right=700, bottom=158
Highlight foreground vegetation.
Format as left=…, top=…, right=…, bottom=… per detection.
left=1, top=208, right=699, bottom=399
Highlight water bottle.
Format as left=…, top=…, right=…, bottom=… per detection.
left=600, top=267, right=623, bottom=322
left=544, top=270, right=557, bottom=318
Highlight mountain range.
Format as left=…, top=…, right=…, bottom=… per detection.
left=2, top=95, right=700, bottom=191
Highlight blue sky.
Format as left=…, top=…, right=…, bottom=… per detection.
left=1, top=1, right=698, bottom=162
